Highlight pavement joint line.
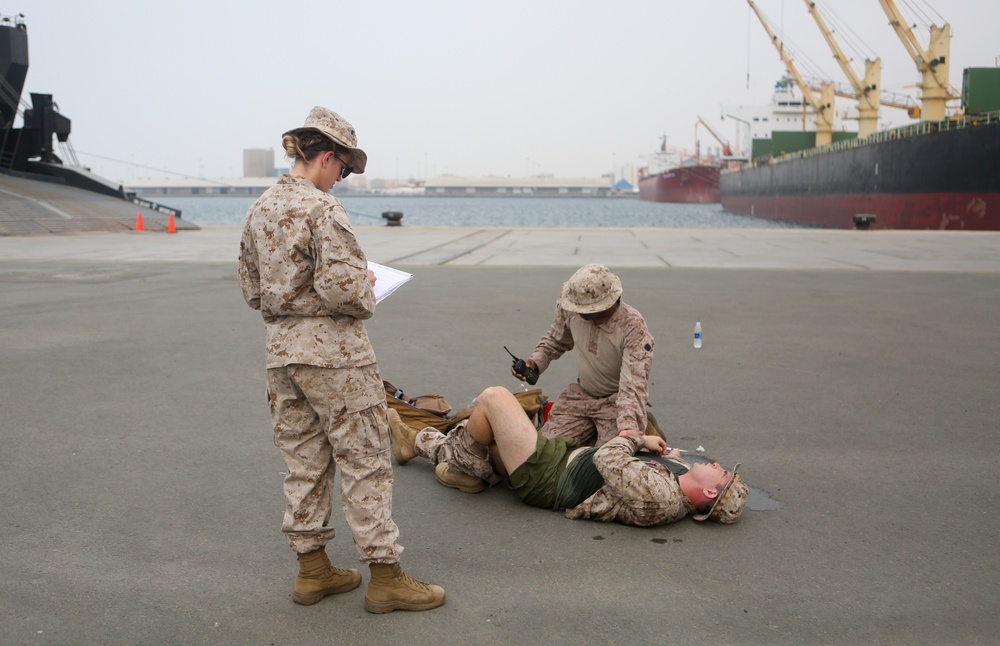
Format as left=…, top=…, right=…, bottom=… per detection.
left=439, top=229, right=515, bottom=265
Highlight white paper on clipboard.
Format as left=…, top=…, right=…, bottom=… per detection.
left=369, top=262, right=413, bottom=303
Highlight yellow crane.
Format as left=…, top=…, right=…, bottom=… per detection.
left=877, top=0, right=954, bottom=122
left=801, top=76, right=918, bottom=118
left=803, top=1, right=881, bottom=138
left=747, top=0, right=835, bottom=146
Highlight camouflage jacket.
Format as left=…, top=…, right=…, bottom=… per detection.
left=565, top=435, right=694, bottom=526
left=238, top=174, right=377, bottom=369
left=529, top=301, right=654, bottom=435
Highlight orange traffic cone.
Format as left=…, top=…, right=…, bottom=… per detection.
left=135, top=211, right=145, bottom=231
left=167, top=212, right=177, bottom=234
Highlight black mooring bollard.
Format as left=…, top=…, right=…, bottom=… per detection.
left=382, top=211, right=403, bottom=227
left=853, top=213, right=876, bottom=230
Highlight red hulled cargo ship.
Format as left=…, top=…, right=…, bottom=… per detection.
left=637, top=133, right=723, bottom=203
left=638, top=165, right=720, bottom=203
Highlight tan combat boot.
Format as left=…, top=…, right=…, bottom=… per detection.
left=387, top=409, right=417, bottom=465
left=364, top=562, right=446, bottom=613
left=435, top=462, right=484, bottom=493
left=293, top=548, right=361, bottom=605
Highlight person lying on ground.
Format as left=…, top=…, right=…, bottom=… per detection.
left=389, top=386, right=747, bottom=526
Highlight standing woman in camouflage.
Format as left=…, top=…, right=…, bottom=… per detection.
left=238, top=106, right=445, bottom=614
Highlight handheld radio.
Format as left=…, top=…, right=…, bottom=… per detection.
left=504, top=346, right=539, bottom=385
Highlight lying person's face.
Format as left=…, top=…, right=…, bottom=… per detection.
left=685, top=461, right=733, bottom=492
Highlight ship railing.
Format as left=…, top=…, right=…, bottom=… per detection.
left=130, top=195, right=183, bottom=219
left=725, top=110, right=1000, bottom=172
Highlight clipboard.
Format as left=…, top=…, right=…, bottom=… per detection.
left=369, top=262, right=413, bottom=303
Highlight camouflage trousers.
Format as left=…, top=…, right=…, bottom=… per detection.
left=539, top=382, right=621, bottom=446
left=413, top=421, right=504, bottom=486
left=267, top=363, right=402, bottom=563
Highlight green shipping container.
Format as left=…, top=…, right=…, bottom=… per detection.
left=753, top=131, right=858, bottom=159
left=962, top=67, right=1000, bottom=114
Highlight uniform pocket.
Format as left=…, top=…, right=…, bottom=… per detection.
left=344, top=383, right=386, bottom=414
left=343, top=382, right=390, bottom=457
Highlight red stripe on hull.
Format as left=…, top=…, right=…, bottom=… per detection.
left=721, top=192, right=1000, bottom=230
left=639, top=167, right=720, bottom=203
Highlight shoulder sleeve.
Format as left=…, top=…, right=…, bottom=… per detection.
left=310, top=200, right=376, bottom=319
left=529, top=302, right=574, bottom=373
left=615, top=307, right=654, bottom=434
left=238, top=221, right=261, bottom=310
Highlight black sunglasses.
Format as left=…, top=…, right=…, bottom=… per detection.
left=334, top=154, right=353, bottom=179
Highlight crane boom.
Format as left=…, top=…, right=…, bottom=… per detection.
left=747, top=0, right=834, bottom=146
left=877, top=0, right=953, bottom=121
left=804, top=0, right=881, bottom=137
left=695, top=115, right=734, bottom=161
left=802, top=76, right=917, bottom=114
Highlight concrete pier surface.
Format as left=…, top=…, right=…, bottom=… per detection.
left=1, top=226, right=998, bottom=644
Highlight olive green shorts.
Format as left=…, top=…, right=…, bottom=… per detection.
left=507, top=434, right=579, bottom=509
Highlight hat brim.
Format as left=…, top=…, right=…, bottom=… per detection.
left=559, top=285, right=623, bottom=314
left=692, top=463, right=742, bottom=522
left=283, top=126, right=367, bottom=174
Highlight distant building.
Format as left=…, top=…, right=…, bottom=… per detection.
left=243, top=148, right=275, bottom=178
left=125, top=177, right=277, bottom=196
left=423, top=174, right=613, bottom=197
left=125, top=172, right=631, bottom=199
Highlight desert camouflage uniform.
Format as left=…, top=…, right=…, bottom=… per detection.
left=563, top=435, right=694, bottom=526
left=530, top=302, right=654, bottom=446
left=238, top=173, right=401, bottom=562
left=416, top=426, right=692, bottom=527
left=413, top=421, right=504, bottom=486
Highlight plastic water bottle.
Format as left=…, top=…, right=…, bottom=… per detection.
left=694, top=321, right=702, bottom=349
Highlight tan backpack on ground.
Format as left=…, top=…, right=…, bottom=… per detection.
left=383, top=380, right=546, bottom=433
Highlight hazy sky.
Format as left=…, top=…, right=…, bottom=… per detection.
left=16, top=0, right=1000, bottom=183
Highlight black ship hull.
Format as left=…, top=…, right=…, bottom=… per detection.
left=1, top=15, right=181, bottom=228
left=720, top=115, right=1000, bottom=230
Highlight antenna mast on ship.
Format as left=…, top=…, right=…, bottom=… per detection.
left=804, top=1, right=882, bottom=138
left=747, top=0, right=836, bottom=146
left=877, top=0, right=954, bottom=121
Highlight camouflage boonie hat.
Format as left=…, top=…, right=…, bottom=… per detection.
left=693, top=464, right=748, bottom=524
left=283, top=106, right=368, bottom=174
left=559, top=264, right=623, bottom=314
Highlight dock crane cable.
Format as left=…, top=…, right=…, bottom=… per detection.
left=878, top=0, right=959, bottom=121
left=747, top=0, right=838, bottom=145
left=805, top=0, right=883, bottom=137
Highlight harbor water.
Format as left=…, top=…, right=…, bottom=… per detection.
left=155, top=195, right=807, bottom=229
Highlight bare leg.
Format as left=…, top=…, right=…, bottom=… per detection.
left=487, top=442, right=507, bottom=477
left=466, top=387, right=539, bottom=474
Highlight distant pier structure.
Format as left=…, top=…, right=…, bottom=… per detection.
left=423, top=175, right=616, bottom=197
left=125, top=174, right=631, bottom=198
left=125, top=177, right=278, bottom=197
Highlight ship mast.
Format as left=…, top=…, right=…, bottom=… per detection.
left=804, top=1, right=881, bottom=138
left=877, top=0, right=952, bottom=121
left=747, top=0, right=835, bottom=146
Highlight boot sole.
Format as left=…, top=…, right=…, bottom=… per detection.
left=436, top=477, right=484, bottom=494
left=435, top=466, right=485, bottom=493
left=364, top=593, right=446, bottom=614
left=293, top=580, right=362, bottom=605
